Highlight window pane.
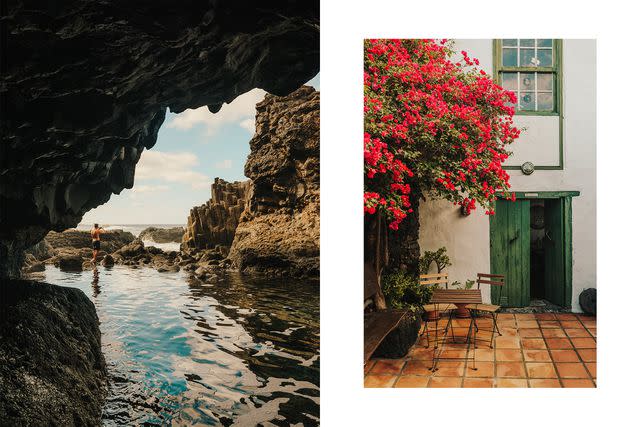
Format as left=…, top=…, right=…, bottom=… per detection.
left=537, top=92, right=554, bottom=111
left=538, top=49, right=553, bottom=67
left=537, top=73, right=553, bottom=91
left=537, top=39, right=552, bottom=48
left=503, top=39, right=518, bottom=47
left=520, top=39, right=535, bottom=47
left=520, top=73, right=535, bottom=91
left=520, top=48, right=536, bottom=66
left=520, top=92, right=535, bottom=110
left=501, top=72, right=518, bottom=90
left=503, top=48, right=517, bottom=66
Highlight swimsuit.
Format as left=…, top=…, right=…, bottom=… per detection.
left=92, top=229, right=101, bottom=250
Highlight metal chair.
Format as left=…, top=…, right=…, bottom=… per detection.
left=466, top=273, right=505, bottom=348
left=419, top=273, right=456, bottom=348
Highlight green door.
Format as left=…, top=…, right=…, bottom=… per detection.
left=543, top=198, right=572, bottom=307
left=490, top=199, right=530, bottom=307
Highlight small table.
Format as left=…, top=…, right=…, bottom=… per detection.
left=429, top=289, right=482, bottom=371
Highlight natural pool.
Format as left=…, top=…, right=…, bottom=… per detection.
left=40, top=265, right=319, bottom=426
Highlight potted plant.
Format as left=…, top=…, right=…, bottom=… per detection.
left=449, top=279, right=476, bottom=318
left=419, top=247, right=451, bottom=320
left=374, top=271, right=430, bottom=358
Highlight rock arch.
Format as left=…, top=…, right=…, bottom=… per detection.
left=0, top=1, right=319, bottom=277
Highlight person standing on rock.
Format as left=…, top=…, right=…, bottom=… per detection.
left=91, top=224, right=104, bottom=263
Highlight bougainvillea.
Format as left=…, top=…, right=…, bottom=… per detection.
left=364, top=39, right=520, bottom=229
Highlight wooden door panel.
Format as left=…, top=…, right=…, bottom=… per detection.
left=491, top=199, right=530, bottom=307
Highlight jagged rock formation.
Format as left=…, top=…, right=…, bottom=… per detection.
left=139, top=226, right=185, bottom=244
left=0, top=280, right=107, bottom=425
left=0, top=1, right=320, bottom=278
left=182, top=178, right=250, bottom=251
left=228, top=86, right=319, bottom=276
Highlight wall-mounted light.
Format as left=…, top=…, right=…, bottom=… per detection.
left=521, top=161, right=535, bottom=175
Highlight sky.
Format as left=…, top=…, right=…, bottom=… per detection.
left=83, top=74, right=319, bottom=225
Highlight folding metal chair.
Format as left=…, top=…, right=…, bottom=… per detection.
left=419, top=273, right=456, bottom=348
left=466, top=273, right=505, bottom=348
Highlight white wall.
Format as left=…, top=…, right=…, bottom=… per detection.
left=418, top=39, right=596, bottom=311
left=418, top=197, right=492, bottom=302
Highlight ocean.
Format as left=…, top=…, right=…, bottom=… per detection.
left=77, top=223, right=185, bottom=252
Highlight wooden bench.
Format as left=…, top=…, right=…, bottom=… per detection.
left=363, top=263, right=408, bottom=363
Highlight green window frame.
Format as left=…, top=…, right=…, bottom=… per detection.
left=493, top=39, right=562, bottom=116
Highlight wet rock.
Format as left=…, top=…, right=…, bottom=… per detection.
left=228, top=87, right=320, bottom=277
left=0, top=2, right=319, bottom=278
left=0, top=280, right=107, bottom=425
left=139, top=227, right=185, bottom=244
left=24, top=261, right=45, bottom=273
left=157, top=265, right=180, bottom=273
left=114, top=239, right=146, bottom=258
left=146, top=246, right=164, bottom=255
left=101, top=254, right=115, bottom=267
left=56, top=255, right=84, bottom=272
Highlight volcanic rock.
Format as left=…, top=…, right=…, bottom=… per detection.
left=24, top=261, right=46, bottom=273
left=139, top=227, right=185, bottom=244
left=228, top=87, right=320, bottom=277
left=56, top=255, right=84, bottom=272
left=24, top=239, right=55, bottom=262
left=0, top=280, right=107, bottom=425
left=45, top=229, right=136, bottom=254
left=113, top=239, right=146, bottom=259
left=0, top=1, right=319, bottom=278
left=182, top=179, right=250, bottom=251
left=101, top=254, right=115, bottom=267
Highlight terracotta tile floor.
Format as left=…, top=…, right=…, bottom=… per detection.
left=364, top=312, right=596, bottom=388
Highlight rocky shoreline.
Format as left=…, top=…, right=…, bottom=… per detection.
left=22, top=229, right=243, bottom=283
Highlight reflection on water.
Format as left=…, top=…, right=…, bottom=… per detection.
left=42, top=265, right=319, bottom=426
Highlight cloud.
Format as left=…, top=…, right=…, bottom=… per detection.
left=214, top=159, right=233, bottom=170
left=167, top=89, right=266, bottom=136
left=131, top=184, right=170, bottom=193
left=135, top=150, right=211, bottom=189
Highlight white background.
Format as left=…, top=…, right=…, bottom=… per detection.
left=320, top=0, right=640, bottom=425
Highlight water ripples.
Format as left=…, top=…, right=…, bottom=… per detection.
left=41, top=265, right=319, bottom=426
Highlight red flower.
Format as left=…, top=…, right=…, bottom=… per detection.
left=364, top=39, right=520, bottom=228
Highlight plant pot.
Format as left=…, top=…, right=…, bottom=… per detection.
left=425, top=310, right=440, bottom=321
left=455, top=304, right=471, bottom=318
left=372, top=312, right=421, bottom=359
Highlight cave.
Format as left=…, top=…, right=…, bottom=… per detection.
left=0, top=0, right=319, bottom=278
left=0, top=1, right=319, bottom=423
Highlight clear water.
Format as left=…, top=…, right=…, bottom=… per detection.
left=40, top=265, right=319, bottom=426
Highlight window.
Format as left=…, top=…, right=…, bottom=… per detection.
left=494, top=39, right=561, bottom=113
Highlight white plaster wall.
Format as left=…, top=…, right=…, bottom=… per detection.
left=506, top=116, right=560, bottom=166
left=418, top=197, right=492, bottom=302
left=418, top=39, right=596, bottom=311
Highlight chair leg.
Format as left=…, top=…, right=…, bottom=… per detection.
left=432, top=310, right=454, bottom=371
left=493, top=312, right=502, bottom=337
left=490, top=312, right=501, bottom=349
left=422, top=318, right=431, bottom=348
left=434, top=311, right=439, bottom=349
left=472, top=310, right=477, bottom=369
